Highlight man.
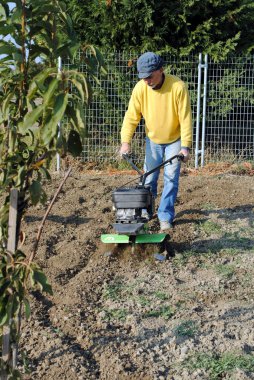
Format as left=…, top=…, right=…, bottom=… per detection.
left=119, top=52, right=192, bottom=231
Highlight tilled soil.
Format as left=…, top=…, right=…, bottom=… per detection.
left=20, top=167, right=254, bottom=380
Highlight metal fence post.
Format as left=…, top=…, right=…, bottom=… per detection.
left=195, top=53, right=208, bottom=168
left=201, top=54, right=208, bottom=167
left=195, top=53, right=202, bottom=168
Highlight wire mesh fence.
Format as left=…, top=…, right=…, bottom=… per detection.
left=205, top=55, right=254, bottom=162
left=62, top=52, right=254, bottom=166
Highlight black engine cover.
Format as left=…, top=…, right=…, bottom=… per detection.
left=112, top=186, right=152, bottom=209
left=112, top=186, right=155, bottom=232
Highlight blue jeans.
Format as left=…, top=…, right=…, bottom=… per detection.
left=144, top=137, right=181, bottom=223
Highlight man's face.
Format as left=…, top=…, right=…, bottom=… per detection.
left=143, top=68, right=164, bottom=89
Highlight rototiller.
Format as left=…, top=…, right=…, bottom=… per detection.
left=101, top=153, right=183, bottom=255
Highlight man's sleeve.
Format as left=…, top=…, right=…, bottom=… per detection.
left=121, top=86, right=142, bottom=143
left=177, top=84, right=192, bottom=149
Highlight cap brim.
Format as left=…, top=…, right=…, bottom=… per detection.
left=138, top=72, right=151, bottom=79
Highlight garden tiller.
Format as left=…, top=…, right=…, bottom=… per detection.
left=101, top=153, right=183, bottom=254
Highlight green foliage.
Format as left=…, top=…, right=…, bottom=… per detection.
left=200, top=202, right=217, bottom=210
left=103, top=279, right=135, bottom=301
left=173, top=320, right=199, bottom=338
left=144, top=306, right=174, bottom=320
left=199, top=220, right=222, bottom=235
left=0, top=249, right=52, bottom=327
left=68, top=0, right=254, bottom=57
left=154, top=291, right=170, bottom=301
left=208, top=67, right=254, bottom=117
left=184, top=352, right=254, bottom=379
left=215, top=263, right=236, bottom=279
left=172, top=249, right=201, bottom=266
left=103, top=308, right=128, bottom=321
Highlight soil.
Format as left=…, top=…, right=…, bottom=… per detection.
left=20, top=164, right=254, bottom=380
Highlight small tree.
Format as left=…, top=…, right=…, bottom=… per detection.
left=0, top=0, right=105, bottom=376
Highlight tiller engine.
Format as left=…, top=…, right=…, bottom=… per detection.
left=101, top=154, right=183, bottom=252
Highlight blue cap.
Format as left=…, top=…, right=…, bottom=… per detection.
left=137, top=52, right=164, bottom=79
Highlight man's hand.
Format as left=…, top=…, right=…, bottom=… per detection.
left=119, top=142, right=131, bottom=156
left=179, top=148, right=190, bottom=163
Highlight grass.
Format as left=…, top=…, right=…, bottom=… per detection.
left=241, top=272, right=253, bottom=286
left=199, top=220, right=222, bottom=235
left=154, top=291, right=170, bottom=301
left=183, top=352, right=254, bottom=380
left=200, top=202, right=217, bottom=211
left=175, top=299, right=186, bottom=309
left=144, top=306, right=174, bottom=320
left=172, top=248, right=217, bottom=268
left=172, top=249, right=200, bottom=266
left=215, top=263, right=235, bottom=279
left=173, top=320, right=198, bottom=338
left=103, top=279, right=174, bottom=321
left=103, top=280, right=135, bottom=301
left=103, top=282, right=123, bottom=301
left=138, top=296, right=151, bottom=306
left=103, top=308, right=128, bottom=321
left=219, top=247, right=240, bottom=256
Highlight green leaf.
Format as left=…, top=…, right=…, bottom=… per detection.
left=19, top=104, right=44, bottom=134
left=14, top=165, right=26, bottom=187
left=75, top=72, right=92, bottom=104
left=12, top=293, right=21, bottom=315
left=0, top=3, right=8, bottom=19
left=29, top=21, right=53, bottom=37
left=27, top=68, right=57, bottom=101
left=40, top=93, right=68, bottom=145
left=13, top=51, right=23, bottom=63
left=38, top=166, right=51, bottom=180
left=75, top=102, right=87, bottom=135
left=0, top=43, right=19, bottom=56
left=69, top=77, right=85, bottom=103
left=32, top=4, right=58, bottom=13
left=42, top=78, right=59, bottom=108
left=67, top=130, right=83, bottom=157
left=29, top=180, right=42, bottom=205
left=29, top=44, right=51, bottom=60
left=84, top=44, right=107, bottom=75
left=32, top=268, right=53, bottom=295
left=35, top=79, right=46, bottom=94
left=0, top=307, right=8, bottom=326
left=0, top=280, right=10, bottom=297
left=2, top=91, right=14, bottom=121
left=83, top=77, right=92, bottom=105
left=26, top=129, right=35, bottom=147
left=40, top=188, right=47, bottom=204
left=0, top=25, right=15, bottom=35
left=11, top=6, right=22, bottom=22
left=23, top=298, right=31, bottom=319
left=29, top=271, right=35, bottom=288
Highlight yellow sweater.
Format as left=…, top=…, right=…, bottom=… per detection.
left=121, top=74, right=192, bottom=148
